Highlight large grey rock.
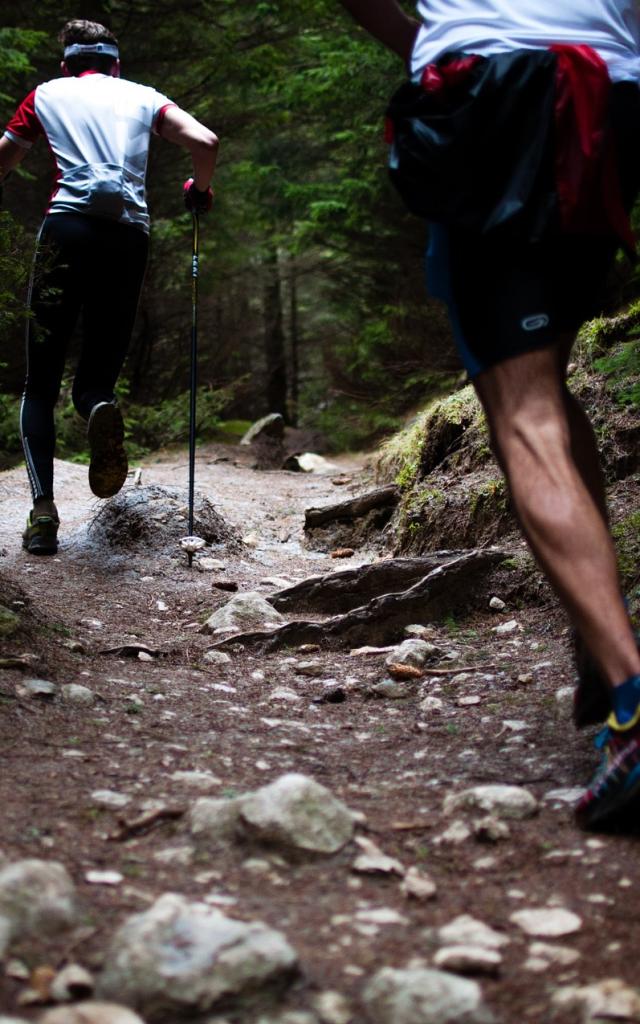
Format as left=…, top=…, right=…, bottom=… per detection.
left=0, top=859, right=77, bottom=944
left=239, top=774, right=354, bottom=855
left=41, top=1004, right=146, bottom=1024
left=61, top=684, right=96, bottom=705
left=443, top=785, right=538, bottom=820
left=363, top=967, right=494, bottom=1024
left=202, top=592, right=284, bottom=634
left=98, top=894, right=297, bottom=1016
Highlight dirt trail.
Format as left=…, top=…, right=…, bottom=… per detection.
left=1, top=444, right=639, bottom=1023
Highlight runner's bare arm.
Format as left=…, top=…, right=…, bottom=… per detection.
left=338, top=0, right=420, bottom=63
left=0, top=136, right=28, bottom=180
left=157, top=107, right=218, bottom=192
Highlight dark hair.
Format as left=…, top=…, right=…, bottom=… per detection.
left=59, top=19, right=119, bottom=75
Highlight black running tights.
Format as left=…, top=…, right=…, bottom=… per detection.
left=21, top=213, right=149, bottom=500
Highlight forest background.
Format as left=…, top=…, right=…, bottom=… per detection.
left=2, top=0, right=640, bottom=470
left=0, top=0, right=463, bottom=465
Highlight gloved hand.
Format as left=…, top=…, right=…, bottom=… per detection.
left=183, top=178, right=213, bottom=214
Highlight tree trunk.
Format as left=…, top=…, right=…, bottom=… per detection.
left=289, top=254, right=300, bottom=427
left=262, top=243, right=288, bottom=421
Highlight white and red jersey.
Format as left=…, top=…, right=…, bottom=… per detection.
left=4, top=71, right=175, bottom=232
left=412, top=0, right=640, bottom=82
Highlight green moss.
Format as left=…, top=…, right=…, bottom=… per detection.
left=612, top=510, right=640, bottom=592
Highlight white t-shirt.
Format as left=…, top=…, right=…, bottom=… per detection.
left=412, top=0, right=640, bottom=82
left=4, top=72, right=174, bottom=232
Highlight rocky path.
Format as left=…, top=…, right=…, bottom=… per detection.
left=1, top=444, right=640, bottom=1024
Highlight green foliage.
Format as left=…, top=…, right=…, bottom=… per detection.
left=612, top=511, right=640, bottom=594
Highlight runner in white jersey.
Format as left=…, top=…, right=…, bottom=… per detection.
left=0, top=19, right=218, bottom=556
left=339, top=0, right=640, bottom=832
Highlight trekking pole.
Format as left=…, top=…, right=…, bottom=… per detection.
left=180, top=211, right=205, bottom=568
left=187, top=211, right=199, bottom=564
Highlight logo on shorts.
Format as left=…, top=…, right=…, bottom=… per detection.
left=521, top=313, right=550, bottom=332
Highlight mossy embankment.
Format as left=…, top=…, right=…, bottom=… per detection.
left=377, top=301, right=640, bottom=602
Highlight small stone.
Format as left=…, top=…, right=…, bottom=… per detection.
left=404, top=624, right=435, bottom=639
left=435, top=820, right=472, bottom=845
left=331, top=548, right=355, bottom=559
left=153, top=845, right=194, bottom=866
left=197, top=558, right=226, bottom=572
left=517, top=673, right=533, bottom=685
left=433, top=915, right=510, bottom=950
left=472, top=816, right=510, bottom=843
left=488, top=597, right=506, bottom=612
left=527, top=942, right=580, bottom=967
left=202, top=649, right=232, bottom=666
left=17, top=679, right=57, bottom=700
left=312, top=990, right=353, bottom=1024
left=555, top=686, right=575, bottom=708
left=367, top=680, right=408, bottom=700
left=295, top=661, right=325, bottom=677
left=269, top=688, right=301, bottom=703
left=202, top=592, right=284, bottom=634
left=213, top=580, right=239, bottom=592
left=352, top=837, right=404, bottom=876
left=363, top=967, right=494, bottom=1024
left=419, top=696, right=445, bottom=713
left=457, top=696, right=481, bottom=707
left=552, top=979, right=640, bottom=1022
left=170, top=770, right=221, bottom=790
left=85, top=871, right=123, bottom=886
left=544, top=787, right=584, bottom=805
left=401, top=867, right=437, bottom=902
left=90, top=790, right=131, bottom=811
left=432, top=945, right=502, bottom=976
left=355, top=907, right=408, bottom=926
left=444, top=785, right=538, bottom=820
left=509, top=907, right=582, bottom=938
left=492, top=620, right=519, bottom=635
left=386, top=640, right=438, bottom=669
left=61, top=684, right=95, bottom=705
left=40, top=1003, right=146, bottom=1024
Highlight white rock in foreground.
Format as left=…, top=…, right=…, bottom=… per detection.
left=202, top=592, right=284, bottom=634
left=552, top=978, right=640, bottom=1022
left=444, top=785, right=538, bottom=820
left=510, top=907, right=582, bottom=938
left=363, top=967, right=494, bottom=1024
left=98, top=894, right=297, bottom=1015
left=0, top=860, right=77, bottom=944
left=240, top=774, right=354, bottom=855
left=41, top=1003, right=146, bottom=1024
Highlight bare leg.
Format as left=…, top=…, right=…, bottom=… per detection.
left=474, top=344, right=640, bottom=689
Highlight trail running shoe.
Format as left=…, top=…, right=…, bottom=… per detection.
left=87, top=401, right=128, bottom=498
left=22, top=512, right=59, bottom=555
left=575, top=717, right=640, bottom=831
left=572, top=630, right=610, bottom=728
